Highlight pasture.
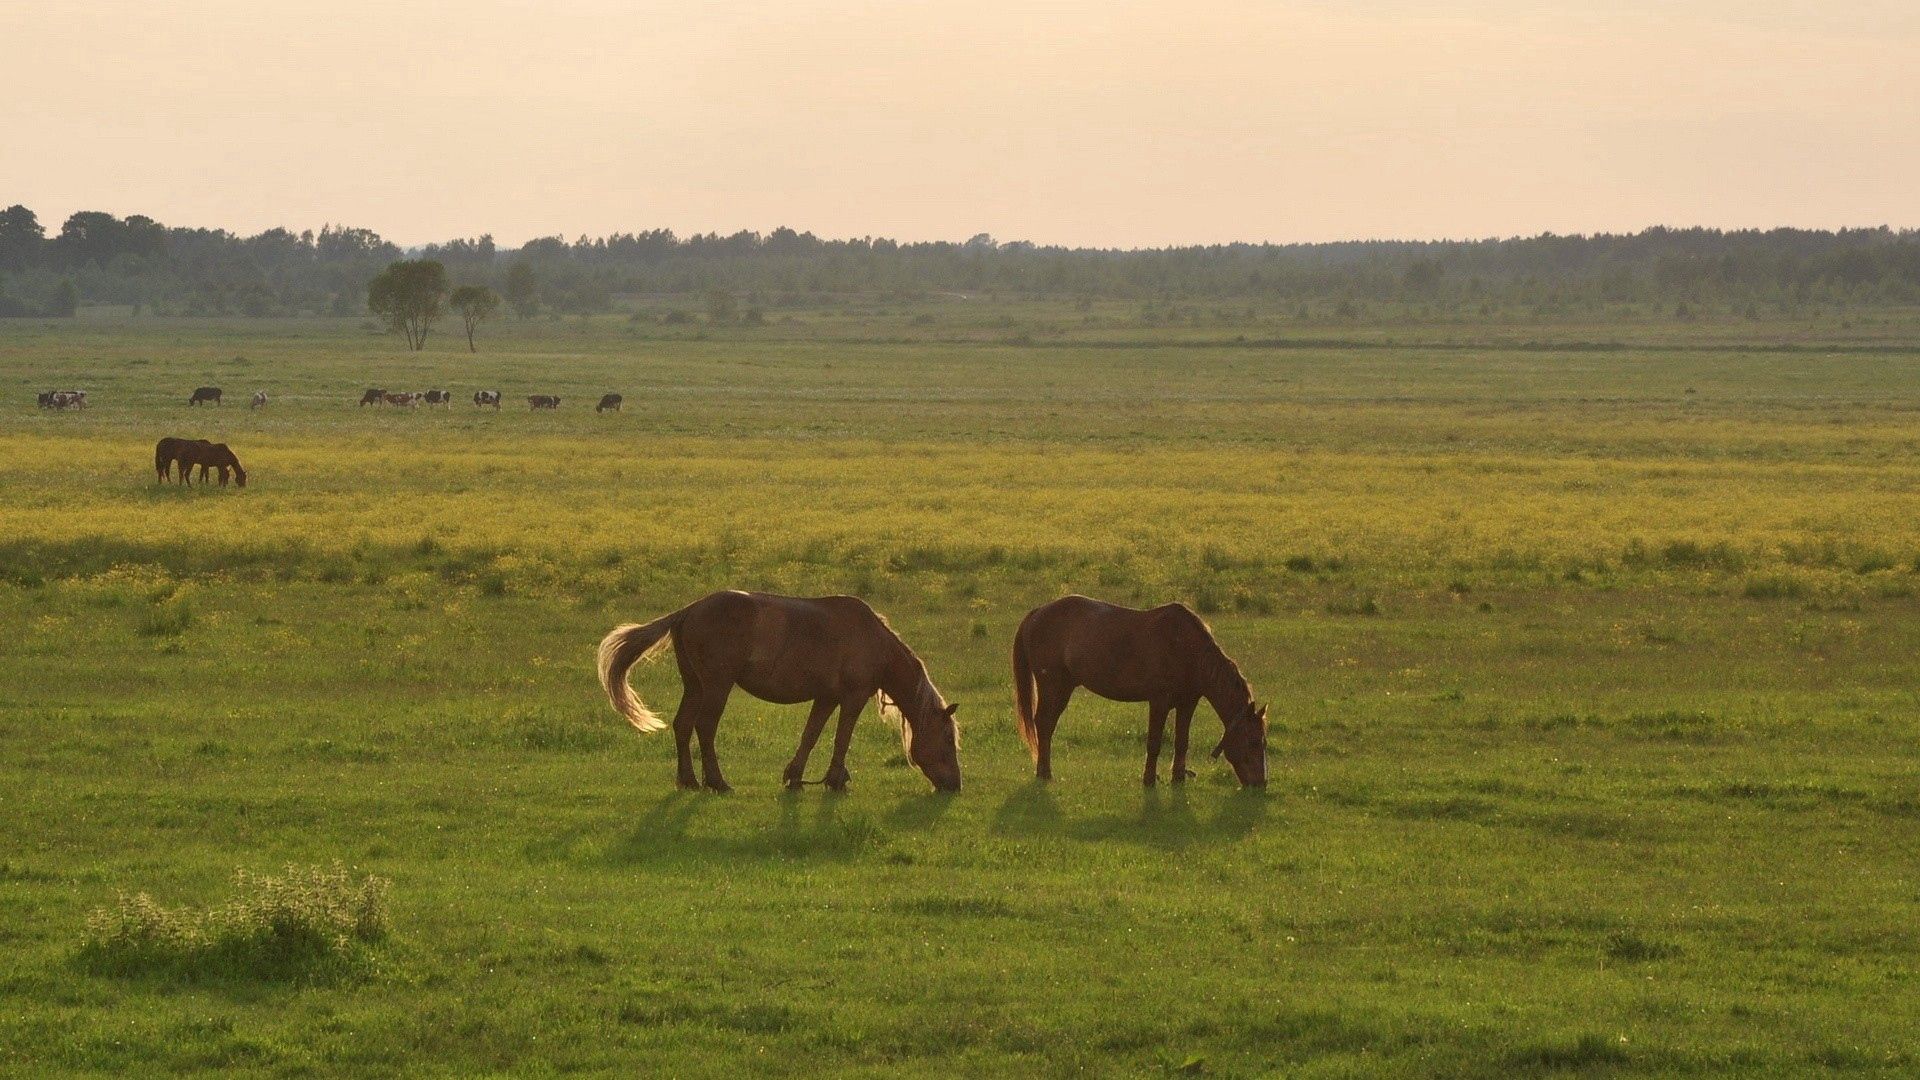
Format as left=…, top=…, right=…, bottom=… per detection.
left=3, top=307, right=1920, bottom=1076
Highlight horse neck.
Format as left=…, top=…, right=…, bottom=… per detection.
left=1195, top=642, right=1251, bottom=722
left=879, top=644, right=933, bottom=710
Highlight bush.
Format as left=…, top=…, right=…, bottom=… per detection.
left=80, top=864, right=390, bottom=981
left=1742, top=573, right=1810, bottom=600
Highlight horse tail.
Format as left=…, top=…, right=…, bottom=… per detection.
left=596, top=607, right=691, bottom=733
left=1013, top=620, right=1039, bottom=762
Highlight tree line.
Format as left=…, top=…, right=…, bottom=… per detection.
left=5, top=202, right=1920, bottom=320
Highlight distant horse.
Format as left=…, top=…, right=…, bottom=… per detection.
left=173, top=439, right=247, bottom=487
left=1012, top=595, right=1268, bottom=787
left=359, top=388, right=386, bottom=407
left=596, top=393, right=623, bottom=413
left=423, top=389, right=451, bottom=406
left=598, top=591, right=961, bottom=793
left=250, top=391, right=268, bottom=410
left=188, top=387, right=222, bottom=406
left=383, top=391, right=420, bottom=407
left=528, top=395, right=560, bottom=410
left=154, top=437, right=197, bottom=482
left=473, top=390, right=501, bottom=409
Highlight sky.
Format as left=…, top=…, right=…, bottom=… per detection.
left=5, top=0, right=1918, bottom=248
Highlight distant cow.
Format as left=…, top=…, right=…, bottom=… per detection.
left=250, top=391, right=268, bottom=410
left=384, top=392, right=420, bottom=407
left=359, top=388, right=386, bottom=407
left=423, top=389, right=452, bottom=407
left=42, top=389, right=86, bottom=410
left=473, top=390, right=501, bottom=409
left=528, top=395, right=560, bottom=410
left=596, top=393, right=623, bottom=413
left=37, top=391, right=53, bottom=408
left=188, top=386, right=222, bottom=406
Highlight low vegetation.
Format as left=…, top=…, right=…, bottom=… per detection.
left=3, top=306, right=1918, bottom=1075
left=79, top=864, right=389, bottom=982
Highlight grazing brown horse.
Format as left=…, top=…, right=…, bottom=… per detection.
left=528, top=394, right=560, bottom=410
left=598, top=591, right=961, bottom=793
left=596, top=393, right=623, bottom=413
left=164, top=439, right=247, bottom=487
left=188, top=386, right=222, bottom=406
left=1012, top=595, right=1268, bottom=787
left=359, top=388, right=386, bottom=407
left=154, top=437, right=194, bottom=482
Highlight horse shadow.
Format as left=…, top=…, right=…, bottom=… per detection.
left=990, top=780, right=1064, bottom=837
left=598, top=787, right=889, bottom=866
left=991, top=782, right=1270, bottom=851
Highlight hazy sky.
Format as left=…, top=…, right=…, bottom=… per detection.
left=7, top=1, right=1917, bottom=248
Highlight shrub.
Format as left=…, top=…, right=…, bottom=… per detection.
left=80, top=864, right=390, bottom=981
left=1742, top=573, right=1810, bottom=600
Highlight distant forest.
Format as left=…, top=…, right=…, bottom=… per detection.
left=4, top=203, right=1920, bottom=319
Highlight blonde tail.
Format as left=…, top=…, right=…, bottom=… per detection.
left=596, top=612, right=685, bottom=733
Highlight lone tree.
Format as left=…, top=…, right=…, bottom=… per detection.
left=366, top=259, right=449, bottom=350
left=449, top=284, right=501, bottom=352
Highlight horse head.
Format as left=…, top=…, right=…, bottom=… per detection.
left=1211, top=702, right=1269, bottom=787
left=893, top=687, right=962, bottom=793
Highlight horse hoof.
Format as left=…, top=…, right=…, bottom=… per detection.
left=704, top=779, right=733, bottom=794
left=677, top=776, right=701, bottom=791
left=1142, top=774, right=1157, bottom=788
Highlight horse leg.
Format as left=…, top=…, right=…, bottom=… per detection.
left=784, top=698, right=835, bottom=789
left=1032, top=679, right=1074, bottom=781
left=694, top=685, right=734, bottom=793
left=669, top=698, right=700, bottom=790
left=1143, top=700, right=1169, bottom=787
left=1170, top=699, right=1198, bottom=782
left=821, top=693, right=866, bottom=791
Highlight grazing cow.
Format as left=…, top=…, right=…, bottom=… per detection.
left=596, top=393, right=623, bottom=413
left=64, top=390, right=87, bottom=409
left=473, top=390, right=501, bottom=409
left=359, top=388, right=386, bottom=407
left=250, top=391, right=268, bottom=410
left=188, top=386, right=222, bottom=406
left=528, top=394, right=560, bottom=410
left=42, top=390, right=86, bottom=410
left=384, top=391, right=420, bottom=407
left=37, top=391, right=54, bottom=408
left=422, top=389, right=452, bottom=407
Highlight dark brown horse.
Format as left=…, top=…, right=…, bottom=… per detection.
left=1012, top=595, right=1268, bottom=787
left=596, top=393, right=623, bottom=413
left=598, top=591, right=961, bottom=793
left=154, top=437, right=195, bottom=482
left=188, top=387, right=222, bottom=406
left=161, top=438, right=247, bottom=487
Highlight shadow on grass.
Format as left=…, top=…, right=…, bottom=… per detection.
left=598, top=790, right=886, bottom=865
left=991, top=782, right=1270, bottom=850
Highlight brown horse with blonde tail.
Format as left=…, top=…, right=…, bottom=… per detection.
left=598, top=591, right=961, bottom=793
left=1012, top=595, right=1268, bottom=787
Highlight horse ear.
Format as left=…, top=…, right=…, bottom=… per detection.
left=945, top=703, right=959, bottom=717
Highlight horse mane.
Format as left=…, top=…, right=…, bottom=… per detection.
left=872, top=612, right=958, bottom=754
left=1167, top=604, right=1251, bottom=701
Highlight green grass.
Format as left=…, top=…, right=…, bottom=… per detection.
left=3, top=306, right=1919, bottom=1076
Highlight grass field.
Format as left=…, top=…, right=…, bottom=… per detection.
left=3, top=307, right=1919, bottom=1076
